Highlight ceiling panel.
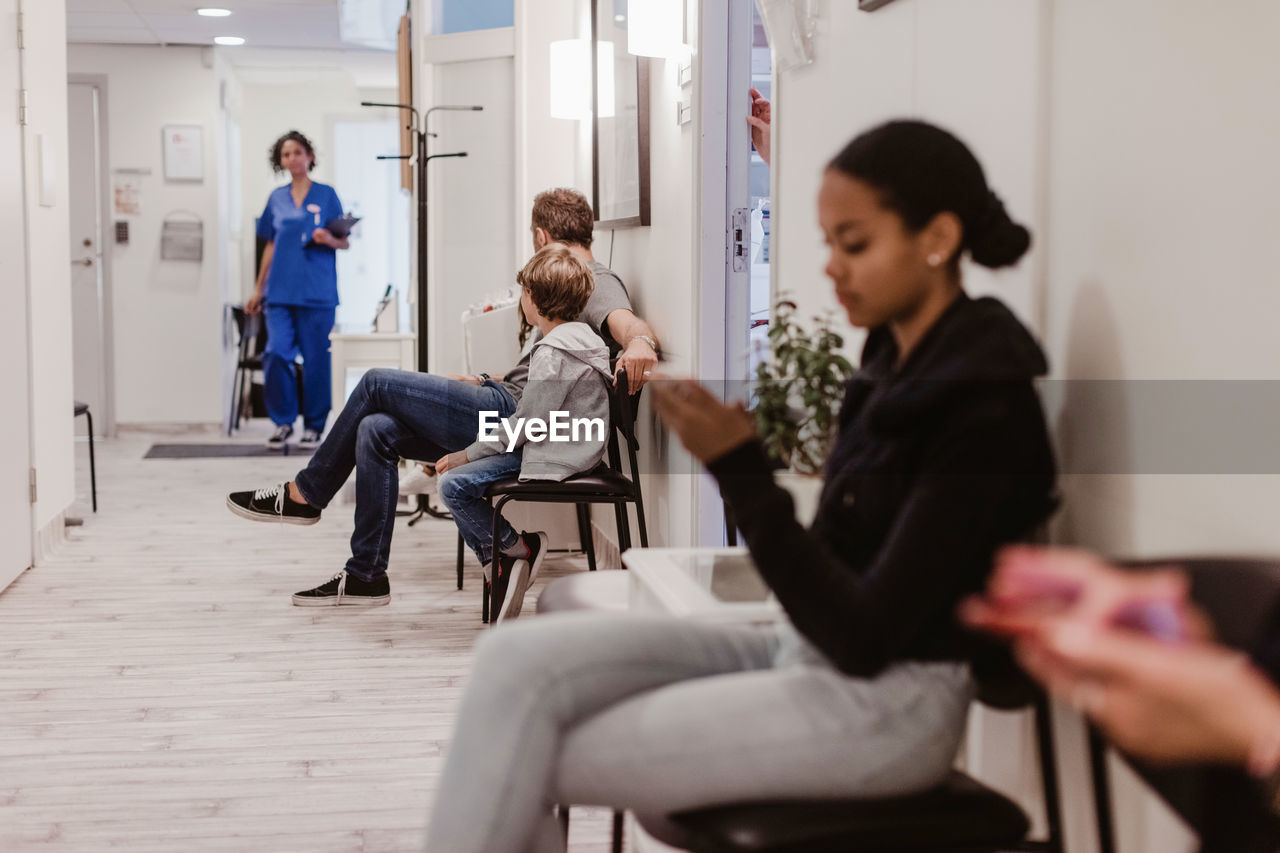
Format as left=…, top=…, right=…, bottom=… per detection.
left=66, top=0, right=377, bottom=51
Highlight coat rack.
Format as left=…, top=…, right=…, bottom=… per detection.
left=361, top=101, right=483, bottom=373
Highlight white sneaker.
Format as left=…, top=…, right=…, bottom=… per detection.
left=399, top=464, right=437, bottom=496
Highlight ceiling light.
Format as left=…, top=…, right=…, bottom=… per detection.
left=196, top=8, right=232, bottom=16
left=213, top=36, right=245, bottom=45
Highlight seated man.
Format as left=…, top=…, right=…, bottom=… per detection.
left=436, top=243, right=611, bottom=622
left=224, top=188, right=659, bottom=606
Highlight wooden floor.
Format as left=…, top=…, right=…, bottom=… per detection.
left=0, top=426, right=616, bottom=852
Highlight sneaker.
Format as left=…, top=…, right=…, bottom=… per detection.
left=292, top=570, right=390, bottom=607
left=398, top=464, right=438, bottom=496
left=297, top=429, right=322, bottom=449
left=496, top=531, right=547, bottom=623
left=266, top=424, right=294, bottom=450
left=226, top=482, right=321, bottom=525
left=489, top=553, right=519, bottom=623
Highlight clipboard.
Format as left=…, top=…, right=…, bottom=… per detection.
left=303, top=213, right=361, bottom=248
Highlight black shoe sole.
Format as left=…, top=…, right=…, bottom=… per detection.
left=225, top=495, right=320, bottom=526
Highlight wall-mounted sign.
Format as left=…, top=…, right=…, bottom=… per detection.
left=162, top=124, right=204, bottom=182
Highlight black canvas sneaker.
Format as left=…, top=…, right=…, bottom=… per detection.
left=496, top=531, right=548, bottom=623
left=266, top=424, right=294, bottom=450
left=226, top=482, right=321, bottom=525
left=297, top=429, right=322, bottom=449
left=292, top=571, right=390, bottom=607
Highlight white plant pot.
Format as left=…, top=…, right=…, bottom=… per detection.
left=773, top=469, right=824, bottom=528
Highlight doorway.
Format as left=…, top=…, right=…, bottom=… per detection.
left=67, top=79, right=112, bottom=437
left=1, top=0, right=33, bottom=589
left=694, top=0, right=773, bottom=546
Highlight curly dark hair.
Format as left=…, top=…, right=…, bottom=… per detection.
left=269, top=130, right=317, bottom=174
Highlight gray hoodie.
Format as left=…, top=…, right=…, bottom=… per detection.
left=464, top=321, right=613, bottom=481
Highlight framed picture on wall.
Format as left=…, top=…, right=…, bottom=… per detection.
left=162, top=124, right=204, bottom=182
left=859, top=0, right=901, bottom=10
left=592, top=0, right=650, bottom=228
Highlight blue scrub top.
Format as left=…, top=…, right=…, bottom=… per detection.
left=256, top=181, right=344, bottom=308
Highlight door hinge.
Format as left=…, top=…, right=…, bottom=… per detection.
left=28, top=468, right=36, bottom=504
left=16, top=12, right=23, bottom=50
left=18, top=89, right=27, bottom=126
left=730, top=208, right=749, bottom=272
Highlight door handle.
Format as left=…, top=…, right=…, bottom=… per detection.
left=73, top=258, right=94, bottom=267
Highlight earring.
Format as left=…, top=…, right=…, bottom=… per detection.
left=927, top=253, right=943, bottom=267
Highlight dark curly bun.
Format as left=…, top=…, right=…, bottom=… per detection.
left=967, top=190, right=1032, bottom=269
left=828, top=120, right=1031, bottom=270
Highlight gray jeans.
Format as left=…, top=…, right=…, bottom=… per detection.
left=423, top=613, right=974, bottom=853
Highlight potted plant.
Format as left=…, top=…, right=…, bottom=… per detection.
left=752, top=298, right=855, bottom=522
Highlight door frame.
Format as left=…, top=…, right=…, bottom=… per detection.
left=693, top=0, right=755, bottom=547
left=67, top=73, right=116, bottom=436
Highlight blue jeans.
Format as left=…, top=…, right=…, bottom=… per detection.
left=293, top=368, right=517, bottom=581
left=263, top=304, right=336, bottom=433
left=439, top=452, right=524, bottom=567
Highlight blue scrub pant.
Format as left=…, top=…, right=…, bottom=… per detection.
left=263, top=304, right=335, bottom=433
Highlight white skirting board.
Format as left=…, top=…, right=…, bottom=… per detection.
left=34, top=508, right=67, bottom=566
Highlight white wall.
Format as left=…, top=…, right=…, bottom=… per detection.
left=1044, top=2, right=1280, bottom=848
left=66, top=44, right=223, bottom=425
left=773, top=0, right=1047, bottom=359
left=24, top=0, right=75, bottom=532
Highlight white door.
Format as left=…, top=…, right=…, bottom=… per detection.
left=67, top=81, right=109, bottom=436
left=0, top=0, right=34, bottom=589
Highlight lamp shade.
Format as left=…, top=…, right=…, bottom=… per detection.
left=550, top=39, right=615, bottom=120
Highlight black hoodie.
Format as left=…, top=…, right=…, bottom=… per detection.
left=709, top=294, right=1057, bottom=678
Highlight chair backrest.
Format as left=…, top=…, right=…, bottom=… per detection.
left=230, top=305, right=265, bottom=364
left=1122, top=556, right=1280, bottom=652
left=606, top=367, right=643, bottom=484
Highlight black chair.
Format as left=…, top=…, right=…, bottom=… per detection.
left=73, top=401, right=97, bottom=513
left=1087, top=556, right=1280, bottom=853
left=482, top=367, right=649, bottom=623
left=227, top=305, right=266, bottom=435
left=646, top=666, right=1066, bottom=853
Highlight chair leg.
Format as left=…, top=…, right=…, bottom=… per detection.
left=576, top=504, right=598, bottom=572
left=481, top=579, right=490, bottom=624
left=228, top=367, right=239, bottom=436
left=613, top=502, right=632, bottom=552
left=456, top=534, right=465, bottom=590
left=611, top=810, right=624, bottom=853
left=84, top=410, right=97, bottom=513
left=1033, top=694, right=1065, bottom=853
left=1088, top=724, right=1117, bottom=853
left=632, top=495, right=649, bottom=548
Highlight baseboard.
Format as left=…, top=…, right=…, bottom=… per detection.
left=591, top=519, right=623, bottom=571
left=33, top=508, right=68, bottom=566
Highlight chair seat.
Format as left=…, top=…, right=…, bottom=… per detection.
left=482, top=468, right=637, bottom=500
left=665, top=771, right=1030, bottom=853
left=537, top=571, right=630, bottom=615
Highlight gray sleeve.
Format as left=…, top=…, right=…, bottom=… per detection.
left=464, top=347, right=574, bottom=461
left=579, top=266, right=633, bottom=348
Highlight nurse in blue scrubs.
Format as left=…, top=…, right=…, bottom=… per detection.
left=246, top=130, right=348, bottom=450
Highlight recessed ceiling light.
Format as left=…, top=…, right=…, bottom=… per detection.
left=197, top=7, right=232, bottom=16
left=614, top=14, right=626, bottom=22
left=213, top=36, right=245, bottom=45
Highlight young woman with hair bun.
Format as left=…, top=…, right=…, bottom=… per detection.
left=422, top=119, right=1057, bottom=853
